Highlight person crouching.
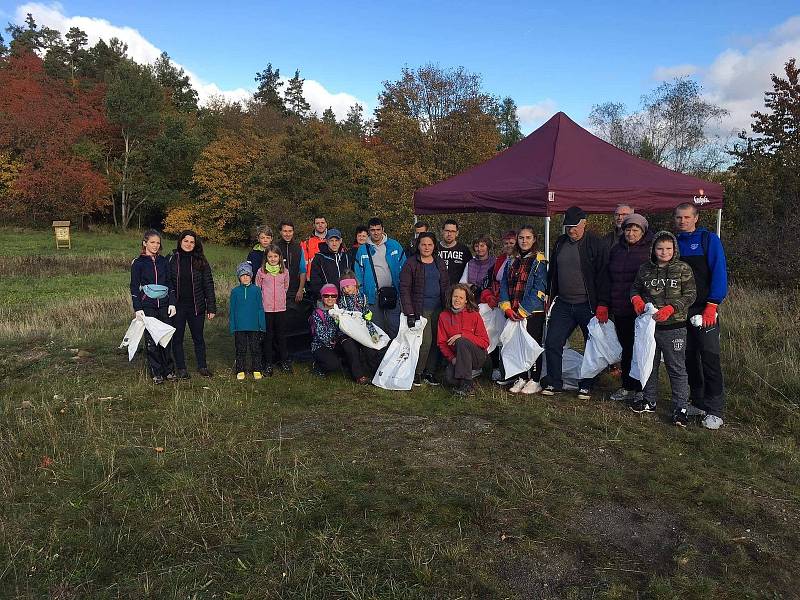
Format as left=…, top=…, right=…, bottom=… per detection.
left=229, top=262, right=267, bottom=380
left=437, top=284, right=490, bottom=396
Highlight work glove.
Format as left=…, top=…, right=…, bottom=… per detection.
left=135, top=310, right=146, bottom=321
left=631, top=295, right=646, bottom=315
left=167, top=305, right=177, bottom=318
left=595, top=305, right=609, bottom=323
left=364, top=310, right=373, bottom=322
left=480, top=289, right=497, bottom=308
left=653, top=305, right=675, bottom=322
left=702, top=303, right=718, bottom=328
left=407, top=314, right=417, bottom=328
left=504, top=308, right=522, bottom=321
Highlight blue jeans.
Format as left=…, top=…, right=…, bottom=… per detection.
left=368, top=302, right=401, bottom=339
left=544, top=299, right=594, bottom=390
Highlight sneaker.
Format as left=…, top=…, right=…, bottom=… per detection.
left=236, top=372, right=246, bottom=381
left=496, top=377, right=513, bottom=386
left=165, top=372, right=177, bottom=382
left=701, top=415, right=724, bottom=430
left=629, top=399, right=656, bottom=413
left=152, top=375, right=164, bottom=385
left=356, top=376, right=370, bottom=385
left=422, top=372, right=440, bottom=386
left=521, top=380, right=542, bottom=395
left=413, top=374, right=423, bottom=387
left=455, top=381, right=475, bottom=396
left=610, top=387, right=635, bottom=402
left=311, top=363, right=327, bottom=378
left=509, top=378, right=527, bottom=394
left=491, top=368, right=502, bottom=382
left=197, top=367, right=213, bottom=378
left=540, top=385, right=563, bottom=397
left=280, top=361, right=293, bottom=374
left=175, top=369, right=190, bottom=380
left=253, top=371, right=263, bottom=380
left=686, top=404, right=706, bottom=417
left=577, top=388, right=592, bottom=400
left=672, top=407, right=689, bottom=428
left=471, top=369, right=483, bottom=380
left=263, top=365, right=273, bottom=377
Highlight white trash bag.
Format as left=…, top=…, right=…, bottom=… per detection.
left=329, top=306, right=390, bottom=350
left=541, top=344, right=583, bottom=390
left=479, top=303, right=506, bottom=354
left=500, top=319, right=543, bottom=379
left=579, top=317, right=624, bottom=379
left=119, top=315, right=176, bottom=361
left=629, top=303, right=658, bottom=386
left=372, top=315, right=427, bottom=391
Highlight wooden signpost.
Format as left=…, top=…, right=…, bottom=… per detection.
left=52, top=221, right=71, bottom=249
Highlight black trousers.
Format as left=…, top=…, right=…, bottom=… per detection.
left=234, top=331, right=263, bottom=373
left=143, top=306, right=174, bottom=377
left=686, top=311, right=725, bottom=417
left=313, top=337, right=382, bottom=380
left=612, top=314, right=641, bottom=392
left=173, top=306, right=207, bottom=370
left=445, top=338, right=488, bottom=386
left=263, top=311, right=288, bottom=365
left=525, top=312, right=545, bottom=382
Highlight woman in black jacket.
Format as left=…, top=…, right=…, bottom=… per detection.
left=168, top=230, right=217, bottom=378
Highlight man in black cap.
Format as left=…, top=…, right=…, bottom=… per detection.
left=542, top=206, right=610, bottom=400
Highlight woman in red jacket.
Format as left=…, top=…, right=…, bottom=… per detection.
left=437, top=283, right=490, bottom=396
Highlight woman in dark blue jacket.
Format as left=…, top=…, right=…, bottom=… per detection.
left=130, top=229, right=175, bottom=384
left=168, top=230, right=217, bottom=379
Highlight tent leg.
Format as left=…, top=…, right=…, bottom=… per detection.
left=716, top=209, right=722, bottom=238
left=544, top=216, right=551, bottom=261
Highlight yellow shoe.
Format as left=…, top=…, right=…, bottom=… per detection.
left=236, top=372, right=245, bottom=381
left=253, top=371, right=263, bottom=380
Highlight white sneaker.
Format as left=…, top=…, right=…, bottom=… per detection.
left=471, top=369, right=483, bottom=379
left=521, top=380, right=542, bottom=395
left=509, top=378, right=527, bottom=394
left=491, top=368, right=502, bottom=381
left=702, top=415, right=724, bottom=430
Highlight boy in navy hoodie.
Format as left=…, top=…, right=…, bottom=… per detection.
left=229, top=262, right=267, bottom=380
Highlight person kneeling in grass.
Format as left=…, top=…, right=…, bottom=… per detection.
left=310, top=284, right=374, bottom=384
left=437, top=284, right=490, bottom=396
left=629, top=232, right=696, bottom=427
left=229, top=262, right=266, bottom=381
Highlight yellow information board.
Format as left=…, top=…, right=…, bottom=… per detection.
left=52, top=221, right=71, bottom=249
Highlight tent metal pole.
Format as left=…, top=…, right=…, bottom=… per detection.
left=544, top=216, right=551, bottom=261
left=716, top=209, right=722, bottom=238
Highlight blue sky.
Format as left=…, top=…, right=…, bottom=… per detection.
left=3, top=1, right=800, bottom=133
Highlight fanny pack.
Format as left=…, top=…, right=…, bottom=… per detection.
left=140, top=284, right=169, bottom=299
left=367, top=249, right=398, bottom=309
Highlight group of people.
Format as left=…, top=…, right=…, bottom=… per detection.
left=129, top=203, right=728, bottom=430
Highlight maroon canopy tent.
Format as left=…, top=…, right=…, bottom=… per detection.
left=413, top=112, right=723, bottom=256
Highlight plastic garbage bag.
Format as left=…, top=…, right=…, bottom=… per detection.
left=479, top=303, right=506, bottom=354
left=372, top=315, right=427, bottom=390
left=119, top=315, right=176, bottom=361
left=500, top=319, right=543, bottom=379
left=542, top=344, right=583, bottom=390
left=329, top=306, right=390, bottom=350
left=579, top=317, right=624, bottom=379
left=629, top=303, right=658, bottom=386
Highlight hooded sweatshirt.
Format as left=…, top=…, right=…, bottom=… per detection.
left=631, top=231, right=697, bottom=328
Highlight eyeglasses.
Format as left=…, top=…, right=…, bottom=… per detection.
left=322, top=294, right=338, bottom=298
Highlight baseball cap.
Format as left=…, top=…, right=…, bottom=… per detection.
left=563, top=207, right=587, bottom=227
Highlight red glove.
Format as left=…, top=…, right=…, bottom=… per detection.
left=480, top=289, right=498, bottom=308
left=631, top=295, right=646, bottom=315
left=653, top=305, right=675, bottom=322
left=702, top=303, right=718, bottom=328
left=504, top=308, right=521, bottom=321
left=595, top=305, right=609, bottom=323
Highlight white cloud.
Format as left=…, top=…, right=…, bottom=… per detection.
left=652, top=64, right=698, bottom=80
left=517, top=99, right=558, bottom=131
left=655, top=14, right=800, bottom=134
left=13, top=2, right=364, bottom=117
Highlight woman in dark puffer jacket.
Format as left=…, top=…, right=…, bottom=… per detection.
left=168, top=230, right=217, bottom=378
left=607, top=214, right=652, bottom=403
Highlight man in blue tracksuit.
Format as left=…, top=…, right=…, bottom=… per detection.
left=354, top=217, right=406, bottom=338
left=674, top=203, right=728, bottom=430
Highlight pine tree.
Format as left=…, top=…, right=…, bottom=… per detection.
left=285, top=69, right=311, bottom=119
left=321, top=107, right=337, bottom=128
left=495, top=97, right=523, bottom=149
left=254, top=63, right=285, bottom=112
left=342, top=103, right=365, bottom=137
left=152, top=51, right=199, bottom=112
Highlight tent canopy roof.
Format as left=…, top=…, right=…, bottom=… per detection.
left=413, top=112, right=723, bottom=216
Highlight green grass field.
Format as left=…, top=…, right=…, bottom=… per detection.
left=1, top=228, right=798, bottom=599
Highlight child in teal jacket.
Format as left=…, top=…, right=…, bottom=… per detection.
left=229, top=262, right=267, bottom=380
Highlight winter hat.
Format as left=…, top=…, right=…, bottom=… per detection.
left=563, top=206, right=587, bottom=227
left=320, top=283, right=339, bottom=297
left=622, top=213, right=649, bottom=232
left=339, top=278, right=357, bottom=288
left=325, top=228, right=343, bottom=240
left=236, top=262, right=253, bottom=278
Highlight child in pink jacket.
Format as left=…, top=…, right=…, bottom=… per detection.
left=255, top=244, right=291, bottom=375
